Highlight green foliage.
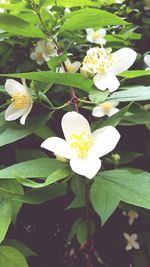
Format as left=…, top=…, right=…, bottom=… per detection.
left=0, top=246, right=28, bottom=267
left=0, top=0, right=150, bottom=263
left=0, top=14, right=44, bottom=38
left=60, top=8, right=128, bottom=32
left=91, top=169, right=150, bottom=223
left=0, top=158, right=63, bottom=179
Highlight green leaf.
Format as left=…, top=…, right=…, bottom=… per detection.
left=76, top=218, right=95, bottom=244
left=89, top=88, right=109, bottom=104
left=17, top=167, right=71, bottom=188
left=67, top=175, right=86, bottom=209
left=33, top=125, right=55, bottom=140
left=46, top=0, right=102, bottom=7
left=122, top=109, right=150, bottom=125
left=0, top=200, right=12, bottom=243
left=119, top=70, right=150, bottom=78
left=67, top=218, right=95, bottom=244
left=0, top=246, right=28, bottom=267
left=96, top=169, right=150, bottom=209
left=2, top=239, right=36, bottom=258
left=0, top=180, right=24, bottom=225
left=0, top=113, right=52, bottom=147
left=60, top=8, right=128, bottom=32
left=131, top=250, right=149, bottom=267
left=47, top=53, right=67, bottom=71
left=108, top=86, right=150, bottom=102
left=15, top=149, right=47, bottom=163
left=0, top=14, right=44, bottom=38
left=67, top=218, right=81, bottom=242
left=13, top=183, right=67, bottom=204
left=90, top=180, right=120, bottom=225
left=0, top=158, right=63, bottom=179
left=0, top=72, right=93, bottom=93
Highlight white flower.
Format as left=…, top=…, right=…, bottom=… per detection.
left=144, top=0, right=150, bottom=10
left=144, top=53, right=150, bottom=70
left=4, top=79, right=33, bottom=125
left=64, top=8, right=71, bottom=14
left=122, top=210, right=139, bottom=225
left=92, top=101, right=119, bottom=118
left=114, top=0, right=124, bottom=3
left=0, top=0, right=7, bottom=13
left=81, top=47, right=136, bottom=92
left=30, top=39, right=57, bottom=65
left=123, top=233, right=140, bottom=251
left=57, top=58, right=81, bottom=73
left=86, top=28, right=106, bottom=45
left=41, top=111, right=120, bottom=179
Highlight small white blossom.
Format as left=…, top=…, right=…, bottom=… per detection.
left=114, top=0, right=124, bottom=3
left=123, top=233, right=140, bottom=251
left=144, top=53, right=150, bottom=70
left=86, top=28, right=106, bottom=45
left=122, top=210, right=139, bottom=225
left=64, top=8, right=71, bottom=14
left=81, top=47, right=136, bottom=92
left=0, top=0, right=8, bottom=13
left=144, top=0, right=150, bottom=10
left=41, top=112, right=120, bottom=179
left=30, top=39, right=57, bottom=65
left=57, top=58, right=81, bottom=73
left=92, top=101, right=119, bottom=118
left=4, top=79, right=33, bottom=125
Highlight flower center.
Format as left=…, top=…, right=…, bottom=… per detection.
left=102, top=102, right=112, bottom=112
left=92, top=31, right=100, bottom=41
left=36, top=51, right=43, bottom=61
left=12, top=93, right=29, bottom=109
left=66, top=64, right=75, bottom=73
left=70, top=131, right=93, bottom=158
left=82, top=47, right=113, bottom=74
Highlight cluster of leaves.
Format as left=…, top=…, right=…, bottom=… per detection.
left=0, top=0, right=150, bottom=266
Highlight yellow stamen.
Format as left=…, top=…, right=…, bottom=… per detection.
left=12, top=93, right=29, bottom=109
left=82, top=47, right=113, bottom=74
left=102, top=102, right=112, bottom=112
left=92, top=31, right=100, bottom=41
left=70, top=131, right=93, bottom=158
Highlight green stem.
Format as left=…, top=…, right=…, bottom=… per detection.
left=85, top=180, right=92, bottom=267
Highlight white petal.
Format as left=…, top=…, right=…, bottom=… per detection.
left=70, top=155, right=101, bottom=179
left=144, top=54, right=150, bottom=67
left=72, top=61, right=81, bottom=72
left=91, top=126, right=121, bottom=158
left=133, top=241, right=140, bottom=250
left=108, top=107, right=119, bottom=117
left=5, top=104, right=24, bottom=121
left=123, top=233, right=130, bottom=240
left=20, top=101, right=33, bottom=125
left=128, top=217, right=134, bottom=225
left=97, top=28, right=106, bottom=37
left=93, top=73, right=120, bottom=92
left=95, top=38, right=106, bottom=45
left=125, top=244, right=132, bottom=251
left=132, top=234, right=138, bottom=240
left=86, top=28, right=94, bottom=35
left=92, top=106, right=106, bottom=117
left=110, top=48, right=137, bottom=74
left=37, top=40, right=45, bottom=50
left=5, top=79, right=26, bottom=96
left=62, top=111, right=91, bottom=141
left=41, top=137, right=72, bottom=159
left=65, top=58, right=71, bottom=65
